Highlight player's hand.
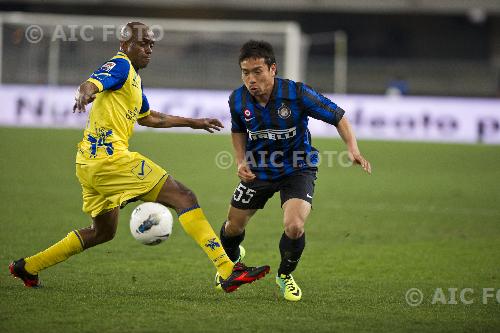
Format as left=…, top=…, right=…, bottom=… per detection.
left=348, top=149, right=372, bottom=174
left=191, top=118, right=224, bottom=133
left=73, top=87, right=96, bottom=113
left=237, top=162, right=256, bottom=182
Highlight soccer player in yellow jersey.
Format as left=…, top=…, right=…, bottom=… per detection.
left=9, top=22, right=269, bottom=292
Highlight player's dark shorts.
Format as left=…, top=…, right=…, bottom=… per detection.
left=230, top=169, right=317, bottom=210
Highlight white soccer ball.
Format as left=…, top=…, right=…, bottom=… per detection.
left=130, top=202, right=173, bottom=245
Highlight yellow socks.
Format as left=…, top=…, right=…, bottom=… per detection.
left=178, top=206, right=234, bottom=279
left=23, top=208, right=233, bottom=280
left=24, top=231, right=84, bottom=275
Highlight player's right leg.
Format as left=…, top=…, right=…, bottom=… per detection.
left=9, top=208, right=119, bottom=288
left=153, top=175, right=269, bottom=292
left=221, top=206, right=257, bottom=261
left=214, top=207, right=256, bottom=290
left=222, top=179, right=276, bottom=260
left=77, top=207, right=120, bottom=249
left=9, top=160, right=126, bottom=287
left=213, top=179, right=277, bottom=290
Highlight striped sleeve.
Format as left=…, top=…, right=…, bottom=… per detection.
left=229, top=91, right=246, bottom=133
left=299, top=83, right=344, bottom=126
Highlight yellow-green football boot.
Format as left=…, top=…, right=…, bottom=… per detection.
left=276, top=273, right=302, bottom=301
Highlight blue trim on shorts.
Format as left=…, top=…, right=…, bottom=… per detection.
left=178, top=204, right=200, bottom=217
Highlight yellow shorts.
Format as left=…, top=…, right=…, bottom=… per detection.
left=76, top=151, right=168, bottom=217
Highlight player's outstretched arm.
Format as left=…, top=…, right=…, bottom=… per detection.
left=73, top=81, right=99, bottom=113
left=137, top=110, right=224, bottom=133
left=336, top=117, right=372, bottom=174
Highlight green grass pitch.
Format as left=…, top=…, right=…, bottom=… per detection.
left=0, top=127, right=499, bottom=332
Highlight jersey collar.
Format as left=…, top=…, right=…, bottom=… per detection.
left=248, top=78, right=278, bottom=110
left=117, top=51, right=128, bottom=59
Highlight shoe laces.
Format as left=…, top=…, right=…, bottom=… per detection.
left=233, top=262, right=247, bottom=271
left=280, top=274, right=296, bottom=290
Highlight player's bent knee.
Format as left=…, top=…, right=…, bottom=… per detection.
left=184, top=189, right=197, bottom=204
left=156, top=187, right=198, bottom=212
left=225, top=219, right=246, bottom=236
left=80, top=228, right=115, bottom=248
left=93, top=228, right=116, bottom=245
left=284, top=223, right=305, bottom=239
left=104, top=229, right=116, bottom=242
left=175, top=189, right=198, bottom=210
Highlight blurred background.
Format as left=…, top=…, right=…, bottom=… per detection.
left=0, top=0, right=499, bottom=144
left=1, top=0, right=499, bottom=97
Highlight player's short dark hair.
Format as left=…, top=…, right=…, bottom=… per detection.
left=239, top=40, right=276, bottom=69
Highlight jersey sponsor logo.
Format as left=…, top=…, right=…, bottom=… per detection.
left=212, top=253, right=228, bottom=264
left=248, top=127, right=296, bottom=141
left=87, top=128, right=114, bottom=157
left=126, top=107, right=139, bottom=121
left=277, top=103, right=291, bottom=119
left=132, top=72, right=140, bottom=88
left=243, top=109, right=254, bottom=122
left=100, top=61, right=116, bottom=72
left=91, top=72, right=111, bottom=79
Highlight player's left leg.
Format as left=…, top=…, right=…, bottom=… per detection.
left=153, top=175, right=269, bottom=291
left=154, top=175, right=236, bottom=277
left=275, top=169, right=316, bottom=301
left=276, top=198, right=311, bottom=301
left=281, top=198, right=311, bottom=269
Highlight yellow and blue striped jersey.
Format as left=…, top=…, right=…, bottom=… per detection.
left=76, top=51, right=150, bottom=162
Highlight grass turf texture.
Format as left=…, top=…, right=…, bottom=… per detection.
left=0, top=127, right=499, bottom=333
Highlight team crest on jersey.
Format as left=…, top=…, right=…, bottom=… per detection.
left=101, top=61, right=116, bottom=72
left=277, top=103, right=291, bottom=119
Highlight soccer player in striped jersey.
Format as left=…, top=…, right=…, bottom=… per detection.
left=216, top=40, right=371, bottom=301
left=9, top=23, right=269, bottom=292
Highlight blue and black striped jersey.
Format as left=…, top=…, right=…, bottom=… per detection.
left=229, top=77, right=345, bottom=181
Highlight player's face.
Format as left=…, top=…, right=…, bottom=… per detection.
left=240, top=57, right=276, bottom=98
left=123, top=27, right=155, bottom=69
